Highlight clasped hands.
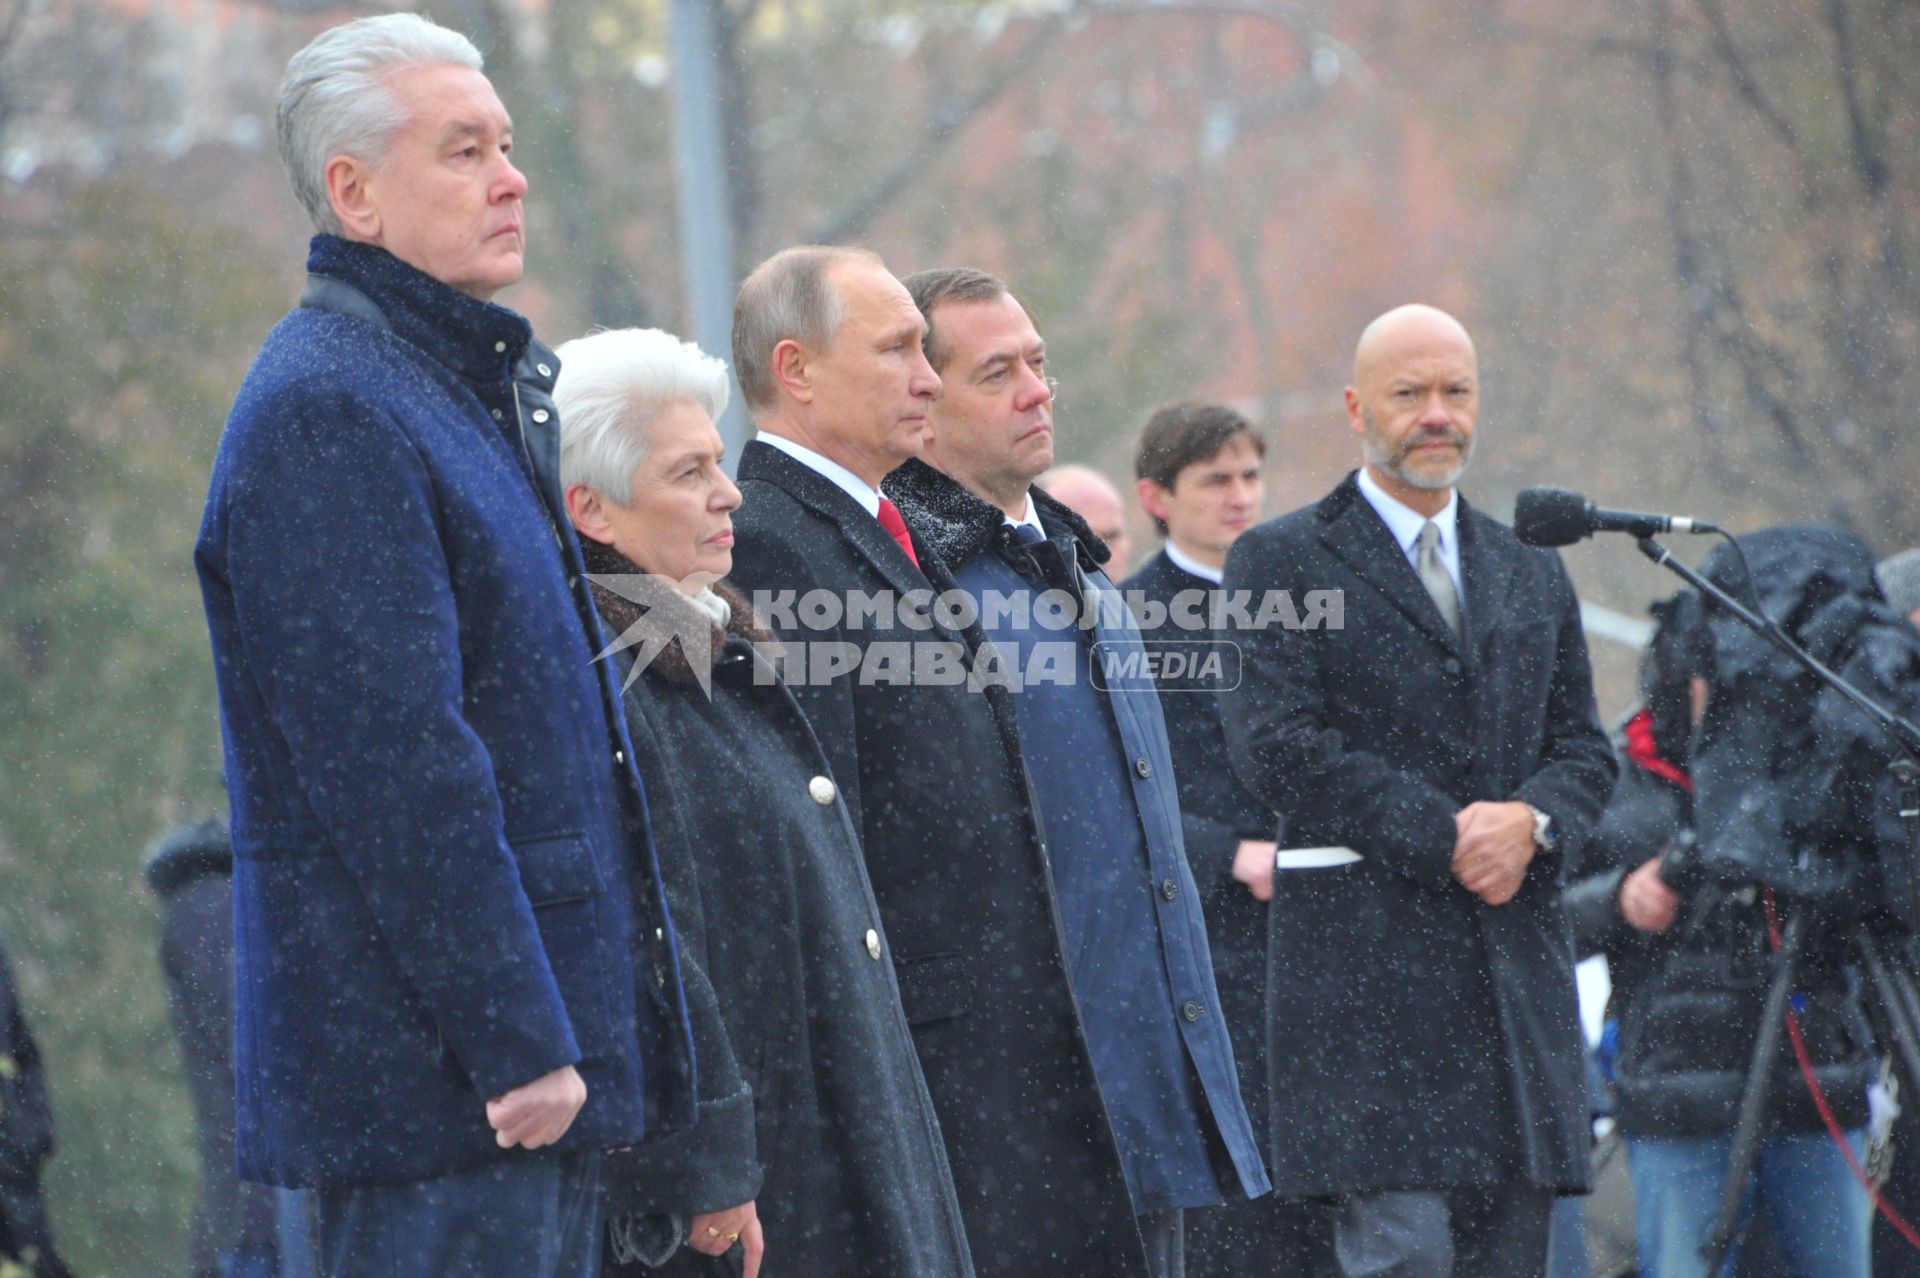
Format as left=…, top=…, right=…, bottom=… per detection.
left=1451, top=800, right=1536, bottom=906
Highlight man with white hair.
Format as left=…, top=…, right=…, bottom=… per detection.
left=195, top=15, right=692, bottom=1276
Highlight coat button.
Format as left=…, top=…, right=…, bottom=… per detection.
left=1134, top=757, right=1152, bottom=779
left=1161, top=878, right=1178, bottom=901
left=1182, top=1001, right=1203, bottom=1023
left=864, top=928, right=882, bottom=960
left=1444, top=657, right=1462, bottom=675
left=532, top=408, right=550, bottom=423
left=614, top=750, right=626, bottom=764
left=537, top=363, right=552, bottom=377
left=809, top=775, right=836, bottom=805
left=494, top=340, right=507, bottom=353
left=491, top=408, right=503, bottom=420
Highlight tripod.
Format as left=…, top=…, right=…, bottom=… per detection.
left=1636, top=536, right=1920, bottom=1269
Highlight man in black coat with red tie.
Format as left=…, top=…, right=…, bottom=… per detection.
left=724, top=245, right=1145, bottom=1277
left=1219, top=304, right=1616, bottom=1278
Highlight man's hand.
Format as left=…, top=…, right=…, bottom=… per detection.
left=1450, top=801, right=1536, bottom=906
left=1232, top=839, right=1279, bottom=901
left=689, top=1200, right=764, bottom=1278
left=486, top=1064, right=587, bottom=1150
left=1619, top=857, right=1680, bottom=932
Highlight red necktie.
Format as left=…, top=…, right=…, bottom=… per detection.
left=876, top=497, right=920, bottom=567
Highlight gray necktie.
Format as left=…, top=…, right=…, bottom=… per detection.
left=1416, top=521, right=1462, bottom=639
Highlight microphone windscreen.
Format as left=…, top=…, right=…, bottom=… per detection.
left=1513, top=487, right=1591, bottom=547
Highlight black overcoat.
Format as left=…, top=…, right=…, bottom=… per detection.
left=729, top=439, right=1146, bottom=1276
left=593, top=572, right=974, bottom=1278
left=1219, top=472, right=1616, bottom=1198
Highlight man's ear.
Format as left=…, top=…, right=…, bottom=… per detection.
left=1136, top=477, right=1172, bottom=527
left=325, top=154, right=382, bottom=243
left=1343, top=385, right=1365, bottom=439
left=564, top=483, right=616, bottom=545
left=770, top=338, right=815, bottom=406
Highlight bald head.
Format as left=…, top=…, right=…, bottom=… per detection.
left=1040, top=464, right=1133, bottom=575
left=1344, top=303, right=1480, bottom=514
left=1352, top=304, right=1476, bottom=386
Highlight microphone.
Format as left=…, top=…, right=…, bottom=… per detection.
left=1513, top=487, right=1717, bottom=547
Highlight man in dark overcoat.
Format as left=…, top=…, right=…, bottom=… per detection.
left=194, top=15, right=692, bottom=1275
left=1219, top=304, right=1616, bottom=1277
left=887, top=267, right=1273, bottom=1278
left=725, top=245, right=1145, bottom=1276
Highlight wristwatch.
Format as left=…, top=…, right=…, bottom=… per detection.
left=1525, top=803, right=1556, bottom=853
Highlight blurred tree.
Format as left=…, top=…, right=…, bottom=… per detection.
left=0, top=181, right=284, bottom=1277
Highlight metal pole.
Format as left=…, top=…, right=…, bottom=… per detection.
left=668, top=0, right=747, bottom=466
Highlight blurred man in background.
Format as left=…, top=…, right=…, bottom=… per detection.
left=1124, top=402, right=1328, bottom=1275
left=1040, top=462, right=1133, bottom=576
left=144, top=817, right=283, bottom=1278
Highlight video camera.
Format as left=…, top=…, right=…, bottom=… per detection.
left=1650, top=526, right=1920, bottom=930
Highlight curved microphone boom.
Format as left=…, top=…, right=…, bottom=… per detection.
left=1513, top=487, right=1718, bottom=547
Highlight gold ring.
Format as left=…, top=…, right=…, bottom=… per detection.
left=725, top=1232, right=741, bottom=1243
left=705, top=1226, right=720, bottom=1238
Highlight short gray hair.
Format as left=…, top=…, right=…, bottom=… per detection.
left=554, top=328, right=732, bottom=507
left=276, top=14, right=484, bottom=236
left=731, top=245, right=883, bottom=413
left=903, top=266, right=1008, bottom=372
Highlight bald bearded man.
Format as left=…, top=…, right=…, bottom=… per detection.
left=1218, top=305, right=1615, bottom=1277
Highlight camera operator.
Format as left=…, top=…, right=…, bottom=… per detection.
left=1566, top=525, right=1920, bottom=1278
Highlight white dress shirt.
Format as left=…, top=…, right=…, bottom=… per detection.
left=756, top=431, right=881, bottom=518
left=1164, top=540, right=1224, bottom=585
left=1356, top=465, right=1463, bottom=599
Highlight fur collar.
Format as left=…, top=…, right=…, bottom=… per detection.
left=882, top=457, right=1111, bottom=572
left=581, top=539, right=770, bottom=686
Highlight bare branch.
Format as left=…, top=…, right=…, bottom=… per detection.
left=1692, top=0, right=1800, bottom=152
left=805, top=17, right=1062, bottom=245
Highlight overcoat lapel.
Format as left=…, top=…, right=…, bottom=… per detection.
left=1316, top=475, right=1463, bottom=658
left=736, top=440, right=960, bottom=642
left=1459, top=502, right=1522, bottom=668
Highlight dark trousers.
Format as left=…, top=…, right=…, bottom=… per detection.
left=1187, top=1195, right=1335, bottom=1277
left=1141, top=1208, right=1186, bottom=1278
left=316, top=1149, right=604, bottom=1278
left=1332, top=1186, right=1553, bottom=1278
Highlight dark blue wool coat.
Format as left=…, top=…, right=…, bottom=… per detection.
left=195, top=237, right=693, bottom=1189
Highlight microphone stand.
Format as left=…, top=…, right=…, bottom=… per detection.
left=1635, top=536, right=1920, bottom=1268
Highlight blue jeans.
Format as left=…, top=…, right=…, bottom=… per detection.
left=314, top=1149, right=604, bottom=1278
left=1627, top=1130, right=1871, bottom=1278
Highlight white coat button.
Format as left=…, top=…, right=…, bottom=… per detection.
left=537, top=363, right=552, bottom=377
left=864, top=929, right=882, bottom=960
left=532, top=409, right=550, bottom=423
left=494, top=340, right=507, bottom=353
left=614, top=750, right=626, bottom=764
left=491, top=408, right=503, bottom=420
left=809, top=775, right=836, bottom=806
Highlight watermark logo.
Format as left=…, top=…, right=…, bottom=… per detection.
left=1090, top=640, right=1242, bottom=691
left=586, top=573, right=719, bottom=697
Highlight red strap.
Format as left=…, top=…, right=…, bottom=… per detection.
left=876, top=497, right=920, bottom=568
left=1763, top=889, right=1920, bottom=1251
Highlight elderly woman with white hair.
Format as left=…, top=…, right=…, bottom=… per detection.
left=553, top=328, right=974, bottom=1278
